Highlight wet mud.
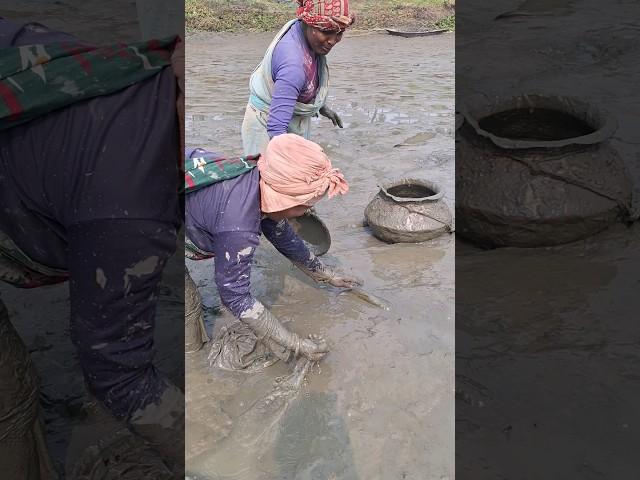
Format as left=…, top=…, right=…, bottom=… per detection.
left=187, top=358, right=314, bottom=477
left=0, top=0, right=140, bottom=45
left=186, top=31, right=455, bottom=479
left=457, top=0, right=640, bottom=476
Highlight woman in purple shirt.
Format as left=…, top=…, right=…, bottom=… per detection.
left=186, top=134, right=361, bottom=363
left=241, top=0, right=355, bottom=155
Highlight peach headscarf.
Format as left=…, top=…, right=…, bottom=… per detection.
left=258, top=134, right=349, bottom=213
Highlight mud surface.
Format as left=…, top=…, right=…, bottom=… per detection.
left=0, top=0, right=140, bottom=44
left=457, top=0, right=640, bottom=477
left=0, top=2, right=185, bottom=477
left=185, top=31, right=455, bottom=478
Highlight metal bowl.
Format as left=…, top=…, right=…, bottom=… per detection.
left=288, top=210, right=331, bottom=256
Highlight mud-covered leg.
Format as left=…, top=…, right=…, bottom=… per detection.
left=185, top=265, right=209, bottom=353
left=240, top=301, right=329, bottom=362
left=0, top=298, right=58, bottom=480
left=66, top=219, right=184, bottom=474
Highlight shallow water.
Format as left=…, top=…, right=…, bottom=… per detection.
left=185, top=31, right=455, bottom=479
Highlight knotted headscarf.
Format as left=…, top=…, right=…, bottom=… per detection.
left=296, top=0, right=355, bottom=31
left=258, top=133, right=349, bottom=213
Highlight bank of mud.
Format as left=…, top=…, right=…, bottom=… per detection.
left=185, top=31, right=455, bottom=478
left=186, top=0, right=455, bottom=33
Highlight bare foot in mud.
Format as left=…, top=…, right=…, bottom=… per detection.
left=299, top=334, right=328, bottom=361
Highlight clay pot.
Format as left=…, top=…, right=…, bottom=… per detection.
left=288, top=210, right=331, bottom=256
left=364, top=178, right=453, bottom=243
left=456, top=94, right=633, bottom=247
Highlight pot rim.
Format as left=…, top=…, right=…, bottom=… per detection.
left=457, top=94, right=617, bottom=149
left=290, top=210, right=332, bottom=256
left=378, top=178, right=444, bottom=203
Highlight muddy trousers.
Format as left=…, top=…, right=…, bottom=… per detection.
left=0, top=299, right=58, bottom=479
left=63, top=219, right=185, bottom=473
left=185, top=266, right=208, bottom=353
left=0, top=219, right=186, bottom=474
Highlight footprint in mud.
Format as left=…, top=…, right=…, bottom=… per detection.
left=272, top=392, right=359, bottom=479
left=69, top=429, right=174, bottom=480
left=414, top=149, right=453, bottom=168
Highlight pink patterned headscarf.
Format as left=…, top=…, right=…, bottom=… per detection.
left=258, top=134, right=349, bottom=213
left=296, top=0, right=356, bottom=32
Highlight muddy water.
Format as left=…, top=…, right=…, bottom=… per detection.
left=185, top=32, right=455, bottom=478
left=457, top=0, right=640, bottom=476
left=0, top=0, right=140, bottom=44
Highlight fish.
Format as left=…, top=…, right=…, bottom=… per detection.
left=340, top=287, right=390, bottom=310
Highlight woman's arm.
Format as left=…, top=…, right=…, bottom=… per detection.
left=261, top=217, right=322, bottom=271
left=267, top=50, right=307, bottom=138
left=261, top=217, right=361, bottom=288
left=210, top=231, right=261, bottom=318
left=210, top=228, right=329, bottom=361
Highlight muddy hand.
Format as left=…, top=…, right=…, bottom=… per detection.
left=320, top=265, right=363, bottom=288
left=299, top=334, right=329, bottom=361
left=319, top=105, right=343, bottom=128
left=241, top=303, right=329, bottom=362
left=296, top=262, right=363, bottom=288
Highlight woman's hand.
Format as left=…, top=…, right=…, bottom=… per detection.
left=299, top=262, right=363, bottom=288
left=319, top=105, right=343, bottom=128
left=324, top=270, right=362, bottom=288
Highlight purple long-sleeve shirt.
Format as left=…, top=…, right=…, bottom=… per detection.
left=267, top=20, right=319, bottom=138
left=184, top=149, right=322, bottom=318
